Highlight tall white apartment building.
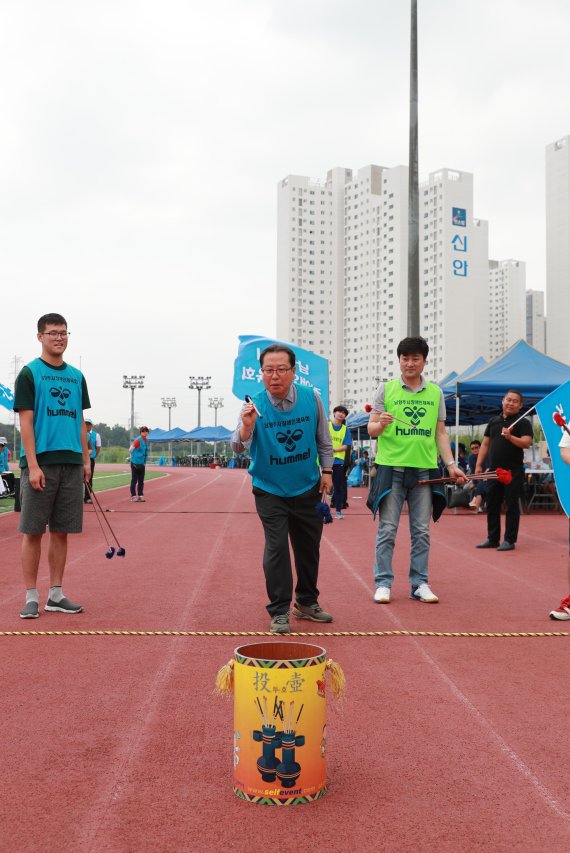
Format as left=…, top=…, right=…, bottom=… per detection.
left=276, top=169, right=349, bottom=405
left=277, top=164, right=494, bottom=412
left=487, top=259, right=526, bottom=359
left=419, top=169, right=489, bottom=381
left=546, top=136, right=570, bottom=363
left=344, top=164, right=398, bottom=406
left=526, top=289, right=546, bottom=353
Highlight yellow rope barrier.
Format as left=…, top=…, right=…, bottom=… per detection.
left=0, top=629, right=569, bottom=638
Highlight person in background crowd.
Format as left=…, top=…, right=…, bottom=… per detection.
left=328, top=405, right=352, bottom=519
left=457, top=443, right=468, bottom=472
left=475, top=390, right=533, bottom=551
left=83, top=417, right=101, bottom=503
left=549, top=431, right=570, bottom=620
left=467, top=439, right=487, bottom=512
left=0, top=436, right=10, bottom=472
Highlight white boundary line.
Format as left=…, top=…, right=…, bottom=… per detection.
left=322, top=534, right=570, bottom=826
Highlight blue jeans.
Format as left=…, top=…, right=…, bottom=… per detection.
left=374, top=468, right=432, bottom=589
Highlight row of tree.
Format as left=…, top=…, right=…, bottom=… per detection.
left=0, top=420, right=132, bottom=452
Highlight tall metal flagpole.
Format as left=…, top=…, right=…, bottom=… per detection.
left=407, top=0, right=420, bottom=336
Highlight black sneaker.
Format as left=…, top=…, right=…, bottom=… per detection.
left=20, top=601, right=39, bottom=619
left=292, top=602, right=333, bottom=623
left=44, top=597, right=83, bottom=614
left=270, top=612, right=291, bottom=634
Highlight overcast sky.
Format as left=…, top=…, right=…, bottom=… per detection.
left=1, top=0, right=569, bottom=431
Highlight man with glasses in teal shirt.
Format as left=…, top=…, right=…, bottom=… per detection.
left=14, top=313, right=91, bottom=619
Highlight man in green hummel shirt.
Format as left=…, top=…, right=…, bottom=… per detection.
left=367, top=336, right=466, bottom=605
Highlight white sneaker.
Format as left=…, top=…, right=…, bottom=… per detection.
left=335, top=512, right=344, bottom=519
left=411, top=583, right=439, bottom=603
left=374, top=586, right=391, bottom=603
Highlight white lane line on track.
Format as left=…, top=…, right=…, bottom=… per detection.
left=433, top=526, right=566, bottom=595
left=323, top=534, right=570, bottom=827
left=74, top=472, right=248, bottom=852
left=0, top=472, right=223, bottom=607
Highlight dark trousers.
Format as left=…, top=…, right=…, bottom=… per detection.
left=253, top=483, right=323, bottom=616
left=84, top=458, right=95, bottom=501
left=486, top=468, right=524, bottom=544
left=130, top=463, right=145, bottom=497
left=332, top=464, right=347, bottom=511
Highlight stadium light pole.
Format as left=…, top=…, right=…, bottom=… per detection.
left=208, top=396, right=224, bottom=427
left=188, top=376, right=211, bottom=428
left=161, top=396, right=177, bottom=463
left=123, top=375, right=145, bottom=439
left=208, top=397, right=224, bottom=463
left=407, top=0, right=420, bottom=336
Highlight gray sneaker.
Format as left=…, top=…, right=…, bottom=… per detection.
left=44, top=597, right=83, bottom=614
left=270, top=612, right=291, bottom=634
left=292, top=602, right=333, bottom=623
left=20, top=601, right=39, bottom=619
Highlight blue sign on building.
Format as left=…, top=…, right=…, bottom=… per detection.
left=452, top=207, right=466, bottom=227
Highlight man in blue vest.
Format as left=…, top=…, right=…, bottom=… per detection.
left=368, top=336, right=465, bottom=605
left=231, top=343, right=335, bottom=634
left=0, top=436, right=10, bottom=472
left=14, top=313, right=91, bottom=619
left=328, top=405, right=352, bottom=519
left=83, top=417, right=101, bottom=503
left=129, top=426, right=149, bottom=501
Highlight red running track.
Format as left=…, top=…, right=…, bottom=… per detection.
left=1, top=466, right=569, bottom=852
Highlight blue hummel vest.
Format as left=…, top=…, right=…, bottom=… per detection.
left=20, top=358, right=83, bottom=459
left=131, top=438, right=148, bottom=465
left=249, top=384, right=319, bottom=497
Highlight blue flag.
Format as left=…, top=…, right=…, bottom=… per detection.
left=232, top=335, right=329, bottom=414
left=535, top=379, right=570, bottom=517
left=0, top=382, right=14, bottom=411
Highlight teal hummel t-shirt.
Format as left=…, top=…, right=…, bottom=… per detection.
left=14, top=358, right=90, bottom=468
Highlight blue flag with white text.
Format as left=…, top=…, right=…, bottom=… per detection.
left=232, top=335, right=329, bottom=414
left=535, top=379, right=570, bottom=518
left=0, top=382, right=14, bottom=411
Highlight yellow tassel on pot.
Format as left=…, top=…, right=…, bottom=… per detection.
left=214, top=659, right=234, bottom=695
left=325, top=658, right=346, bottom=700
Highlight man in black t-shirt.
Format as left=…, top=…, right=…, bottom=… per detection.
left=475, top=390, right=533, bottom=551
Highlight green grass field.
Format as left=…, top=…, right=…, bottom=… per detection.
left=0, top=470, right=167, bottom=514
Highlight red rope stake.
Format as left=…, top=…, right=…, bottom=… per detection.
left=417, top=468, right=512, bottom=486
left=553, top=411, right=570, bottom=437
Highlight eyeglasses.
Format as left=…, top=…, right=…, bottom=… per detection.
left=42, top=331, right=70, bottom=339
left=260, top=366, right=292, bottom=376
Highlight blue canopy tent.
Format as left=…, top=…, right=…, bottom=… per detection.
left=147, top=427, right=188, bottom=442
left=146, top=427, right=188, bottom=465
left=146, top=428, right=167, bottom=441
left=176, top=425, right=233, bottom=464
left=440, top=356, right=487, bottom=399
left=179, top=426, right=232, bottom=441
left=449, top=341, right=570, bottom=427
left=438, top=370, right=458, bottom=391
left=444, top=341, right=570, bottom=464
